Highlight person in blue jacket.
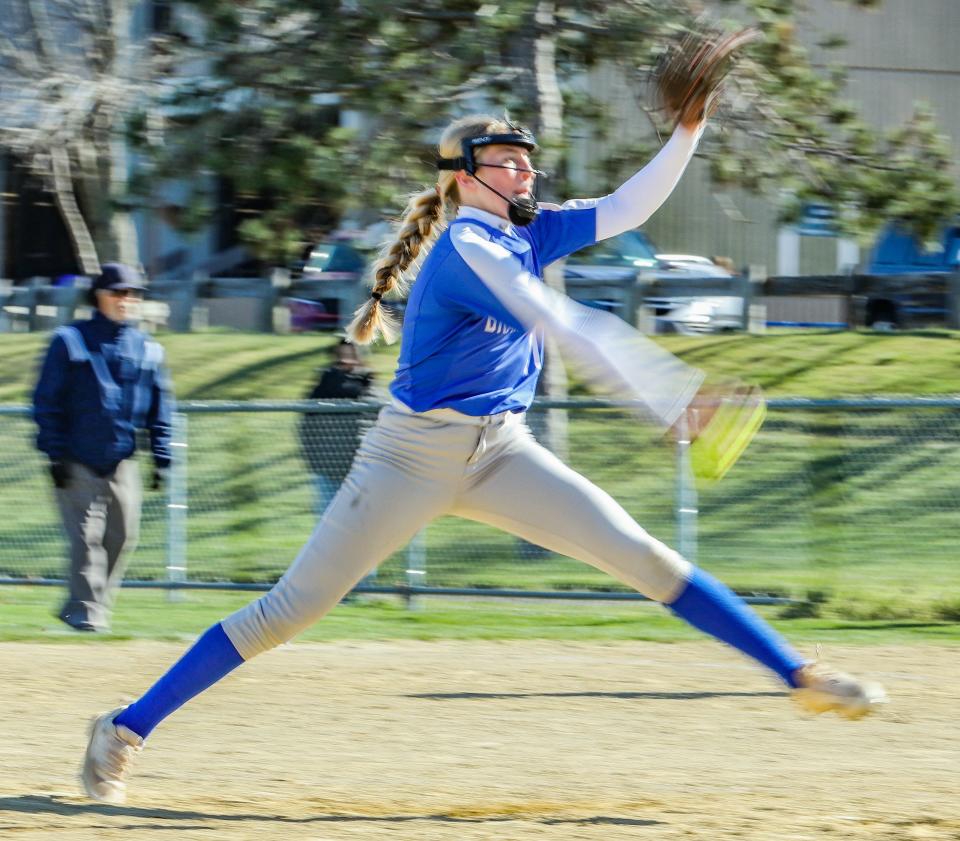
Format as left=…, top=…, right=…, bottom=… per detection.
left=33, top=263, right=173, bottom=633
left=79, top=113, right=885, bottom=806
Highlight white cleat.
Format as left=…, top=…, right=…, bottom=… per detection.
left=81, top=707, right=143, bottom=804
left=792, top=663, right=888, bottom=720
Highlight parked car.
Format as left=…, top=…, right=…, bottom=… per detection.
left=299, top=241, right=366, bottom=278
left=288, top=241, right=368, bottom=331
left=860, top=222, right=960, bottom=329
left=563, top=229, right=742, bottom=334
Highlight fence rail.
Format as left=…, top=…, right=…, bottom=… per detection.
left=3, top=397, right=960, bottom=604
left=5, top=271, right=960, bottom=334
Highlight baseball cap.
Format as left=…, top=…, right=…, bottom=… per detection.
left=91, top=263, right=148, bottom=294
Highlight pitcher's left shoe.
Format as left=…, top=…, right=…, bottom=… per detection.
left=81, top=706, right=143, bottom=803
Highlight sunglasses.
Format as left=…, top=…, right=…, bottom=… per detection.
left=107, top=288, right=144, bottom=298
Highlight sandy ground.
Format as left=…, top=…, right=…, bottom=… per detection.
left=0, top=640, right=956, bottom=841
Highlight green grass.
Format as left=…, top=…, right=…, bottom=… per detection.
left=2, top=586, right=957, bottom=645
left=5, top=327, right=960, bottom=404
left=3, top=327, right=960, bottom=623
left=660, top=329, right=960, bottom=397
left=0, top=330, right=401, bottom=403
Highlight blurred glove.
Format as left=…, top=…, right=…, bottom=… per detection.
left=49, top=461, right=70, bottom=489
left=651, top=24, right=760, bottom=130
left=150, top=468, right=168, bottom=492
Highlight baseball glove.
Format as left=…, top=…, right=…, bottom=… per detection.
left=651, top=23, right=760, bottom=128
left=685, top=381, right=766, bottom=482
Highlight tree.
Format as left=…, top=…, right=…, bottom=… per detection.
left=143, top=0, right=956, bottom=263
left=0, top=0, right=148, bottom=274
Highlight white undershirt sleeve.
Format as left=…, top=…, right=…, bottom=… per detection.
left=590, top=124, right=705, bottom=241
left=453, top=226, right=704, bottom=429
left=538, top=125, right=704, bottom=240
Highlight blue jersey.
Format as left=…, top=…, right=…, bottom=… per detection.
left=391, top=205, right=596, bottom=415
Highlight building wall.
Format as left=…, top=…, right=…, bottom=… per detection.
left=577, top=0, right=960, bottom=277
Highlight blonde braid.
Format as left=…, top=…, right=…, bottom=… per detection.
left=348, top=185, right=448, bottom=345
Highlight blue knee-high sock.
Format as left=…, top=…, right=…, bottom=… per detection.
left=667, top=567, right=806, bottom=687
left=114, top=623, right=244, bottom=739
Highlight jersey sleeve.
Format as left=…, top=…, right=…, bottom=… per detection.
left=32, top=335, right=70, bottom=461
left=435, top=229, right=529, bottom=332
left=525, top=205, right=598, bottom=266
left=146, top=352, right=174, bottom=470
left=450, top=224, right=703, bottom=428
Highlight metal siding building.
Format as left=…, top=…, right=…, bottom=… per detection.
left=575, top=0, right=960, bottom=277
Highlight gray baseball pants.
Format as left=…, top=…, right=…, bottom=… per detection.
left=223, top=401, right=692, bottom=660
left=55, top=458, right=141, bottom=628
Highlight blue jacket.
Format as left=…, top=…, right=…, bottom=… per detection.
left=33, top=312, right=174, bottom=475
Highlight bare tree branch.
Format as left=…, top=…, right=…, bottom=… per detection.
left=0, top=0, right=149, bottom=270
left=49, top=144, right=100, bottom=273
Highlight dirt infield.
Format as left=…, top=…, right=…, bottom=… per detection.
left=0, top=640, right=956, bottom=840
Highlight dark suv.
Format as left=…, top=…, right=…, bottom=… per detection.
left=861, top=223, right=960, bottom=329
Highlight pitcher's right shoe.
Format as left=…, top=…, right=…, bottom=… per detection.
left=81, top=707, right=143, bottom=804
left=792, top=663, right=887, bottom=720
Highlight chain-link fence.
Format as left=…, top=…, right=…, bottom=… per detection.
left=3, top=398, right=959, bottom=603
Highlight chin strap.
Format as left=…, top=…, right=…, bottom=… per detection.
left=470, top=173, right=539, bottom=227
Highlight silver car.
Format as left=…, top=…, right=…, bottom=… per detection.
left=563, top=230, right=743, bottom=334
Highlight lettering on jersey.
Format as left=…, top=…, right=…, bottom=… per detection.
left=484, top=316, right=517, bottom=335
left=523, top=329, right=543, bottom=376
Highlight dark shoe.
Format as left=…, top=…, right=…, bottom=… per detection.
left=58, top=612, right=102, bottom=633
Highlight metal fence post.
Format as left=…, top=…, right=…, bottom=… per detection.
left=405, top=528, right=426, bottom=609
left=257, top=284, right=279, bottom=333
left=48, top=286, right=81, bottom=327
left=166, top=411, right=188, bottom=600
left=25, top=286, right=41, bottom=332
left=167, top=281, right=196, bottom=333
left=948, top=271, right=960, bottom=330
left=675, top=410, right=698, bottom=563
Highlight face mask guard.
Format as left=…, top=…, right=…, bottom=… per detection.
left=436, top=127, right=543, bottom=226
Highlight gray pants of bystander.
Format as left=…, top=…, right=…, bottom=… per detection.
left=55, top=458, right=141, bottom=630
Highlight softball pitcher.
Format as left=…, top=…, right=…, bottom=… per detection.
left=81, top=111, right=886, bottom=805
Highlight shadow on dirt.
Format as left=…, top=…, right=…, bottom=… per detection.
left=0, top=795, right=664, bottom=827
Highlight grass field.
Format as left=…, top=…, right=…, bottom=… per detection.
left=5, top=327, right=960, bottom=403
left=3, top=328, right=960, bottom=623
left=1, top=585, right=957, bottom=645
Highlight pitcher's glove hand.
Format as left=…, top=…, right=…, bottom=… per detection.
left=651, top=23, right=760, bottom=129
left=151, top=468, right=168, bottom=492
left=49, top=460, right=70, bottom=489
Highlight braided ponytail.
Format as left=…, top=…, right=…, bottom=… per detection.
left=348, top=187, right=446, bottom=344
